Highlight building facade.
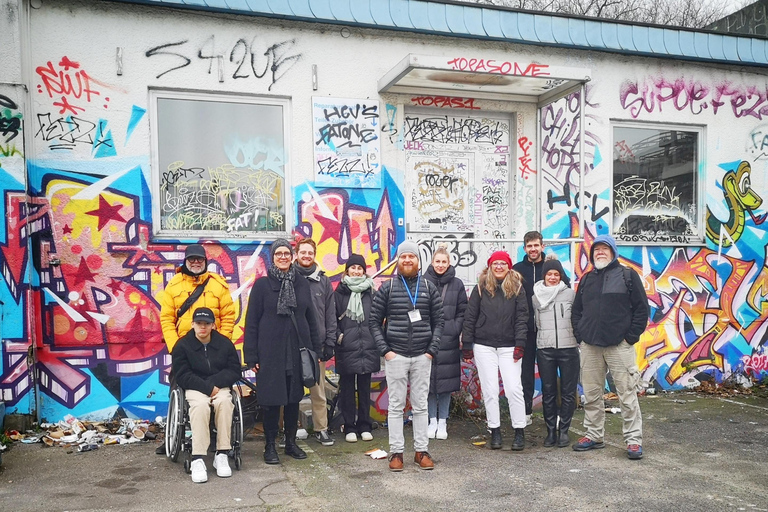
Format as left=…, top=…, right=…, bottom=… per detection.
left=2, top=0, right=768, bottom=422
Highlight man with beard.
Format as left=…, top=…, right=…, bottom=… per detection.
left=294, top=238, right=337, bottom=447
left=571, top=234, right=649, bottom=460
left=512, top=231, right=545, bottom=425
left=370, top=241, right=444, bottom=472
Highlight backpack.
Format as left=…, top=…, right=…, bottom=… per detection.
left=577, top=266, right=633, bottom=296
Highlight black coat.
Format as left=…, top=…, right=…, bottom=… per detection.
left=462, top=282, right=529, bottom=349
left=333, top=283, right=380, bottom=375
left=369, top=274, right=445, bottom=358
left=243, top=273, right=321, bottom=407
left=513, top=257, right=545, bottom=333
left=172, top=329, right=241, bottom=396
left=424, top=265, right=467, bottom=395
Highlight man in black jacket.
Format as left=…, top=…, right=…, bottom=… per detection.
left=294, top=238, right=337, bottom=447
left=512, top=230, right=545, bottom=424
left=172, top=307, right=242, bottom=483
left=370, top=240, right=444, bottom=472
left=571, top=234, right=649, bottom=460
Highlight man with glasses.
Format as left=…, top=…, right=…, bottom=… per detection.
left=571, top=234, right=649, bottom=460
left=512, top=231, right=545, bottom=425
left=293, top=238, right=337, bottom=447
left=158, top=244, right=236, bottom=454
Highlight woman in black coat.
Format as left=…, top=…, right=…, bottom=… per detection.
left=244, top=239, right=321, bottom=465
left=333, top=254, right=379, bottom=443
left=423, top=246, right=467, bottom=440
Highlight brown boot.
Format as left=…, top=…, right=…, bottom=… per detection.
left=414, top=451, right=434, bottom=470
left=388, top=452, right=404, bottom=472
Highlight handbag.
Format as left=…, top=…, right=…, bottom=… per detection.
left=290, top=312, right=320, bottom=388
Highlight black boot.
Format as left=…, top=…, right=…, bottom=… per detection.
left=557, top=427, right=570, bottom=448
left=544, top=427, right=557, bottom=448
left=511, top=428, right=525, bottom=451
left=490, top=427, right=502, bottom=450
left=284, top=427, right=307, bottom=460
left=264, top=429, right=280, bottom=465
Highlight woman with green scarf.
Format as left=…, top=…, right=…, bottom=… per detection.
left=333, top=254, right=379, bottom=443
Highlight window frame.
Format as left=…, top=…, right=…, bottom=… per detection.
left=610, top=120, right=705, bottom=245
left=149, top=88, right=292, bottom=241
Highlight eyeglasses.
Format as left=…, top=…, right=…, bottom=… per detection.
left=274, top=251, right=292, bottom=259
left=186, top=257, right=205, bottom=264
left=491, top=262, right=509, bottom=268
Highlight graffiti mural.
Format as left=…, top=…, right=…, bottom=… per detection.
left=706, top=160, right=766, bottom=247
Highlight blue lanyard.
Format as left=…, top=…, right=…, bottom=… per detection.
left=401, top=274, right=420, bottom=309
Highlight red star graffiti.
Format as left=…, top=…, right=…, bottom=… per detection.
left=72, top=256, right=97, bottom=287
left=107, top=278, right=123, bottom=296
left=62, top=224, right=73, bottom=235
left=85, top=195, right=127, bottom=231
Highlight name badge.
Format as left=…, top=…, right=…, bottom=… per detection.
left=408, top=309, right=422, bottom=323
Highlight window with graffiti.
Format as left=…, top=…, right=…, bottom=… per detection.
left=612, top=123, right=702, bottom=243
left=150, top=90, right=289, bottom=238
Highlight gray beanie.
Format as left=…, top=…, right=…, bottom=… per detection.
left=396, top=240, right=420, bottom=259
left=270, top=238, right=293, bottom=261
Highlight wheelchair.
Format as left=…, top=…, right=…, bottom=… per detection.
left=165, top=386, right=245, bottom=473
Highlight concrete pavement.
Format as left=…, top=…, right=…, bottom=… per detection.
left=1, top=392, right=767, bottom=511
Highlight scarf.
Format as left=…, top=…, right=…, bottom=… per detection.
left=342, top=276, right=375, bottom=322
left=426, top=264, right=455, bottom=292
left=533, top=280, right=567, bottom=310
left=268, top=264, right=297, bottom=316
left=294, top=262, right=321, bottom=281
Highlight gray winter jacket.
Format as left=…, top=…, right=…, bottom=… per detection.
left=532, top=283, right=578, bottom=350
left=295, top=263, right=337, bottom=356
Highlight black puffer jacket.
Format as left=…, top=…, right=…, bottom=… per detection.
left=334, top=282, right=380, bottom=375
left=462, top=282, right=529, bottom=349
left=424, top=265, right=467, bottom=395
left=369, top=274, right=445, bottom=358
left=513, top=257, right=545, bottom=333
left=172, top=329, right=241, bottom=396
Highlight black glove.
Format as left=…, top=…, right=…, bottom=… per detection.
left=322, top=346, right=334, bottom=362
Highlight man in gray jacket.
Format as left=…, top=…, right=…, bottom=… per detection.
left=370, top=240, right=444, bottom=471
left=294, top=238, right=337, bottom=446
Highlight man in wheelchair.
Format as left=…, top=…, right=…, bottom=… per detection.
left=172, top=307, right=241, bottom=483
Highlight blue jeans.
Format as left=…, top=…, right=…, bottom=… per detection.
left=427, top=392, right=451, bottom=420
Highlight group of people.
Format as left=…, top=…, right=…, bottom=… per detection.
left=158, top=230, right=649, bottom=482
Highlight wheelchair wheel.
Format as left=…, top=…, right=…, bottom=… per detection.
left=230, top=390, right=244, bottom=470
left=166, top=387, right=185, bottom=462
left=183, top=456, right=191, bottom=474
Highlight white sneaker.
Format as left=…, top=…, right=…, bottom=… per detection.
left=526, top=414, right=532, bottom=426
left=345, top=432, right=358, bottom=443
left=191, top=459, right=208, bottom=483
left=436, top=419, right=447, bottom=440
left=427, top=418, right=438, bottom=439
left=296, top=428, right=308, bottom=440
left=213, top=453, right=232, bottom=478
left=360, top=432, right=373, bottom=441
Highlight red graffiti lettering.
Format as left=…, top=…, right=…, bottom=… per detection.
left=518, top=136, right=535, bottom=179
left=446, top=57, right=550, bottom=77
left=410, top=96, right=480, bottom=110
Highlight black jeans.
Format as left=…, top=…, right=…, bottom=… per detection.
left=338, top=373, right=372, bottom=434
left=522, top=331, right=538, bottom=415
left=263, top=403, right=299, bottom=443
left=536, top=347, right=580, bottom=430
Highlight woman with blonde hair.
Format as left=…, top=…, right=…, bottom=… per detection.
left=423, top=245, right=467, bottom=440
left=462, top=251, right=529, bottom=451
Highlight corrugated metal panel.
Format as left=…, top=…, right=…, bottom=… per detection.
left=390, top=0, right=413, bottom=28
left=499, top=11, right=522, bottom=41
left=111, top=0, right=768, bottom=67
left=534, top=15, right=556, bottom=44
left=481, top=8, right=504, bottom=39
left=409, top=0, right=431, bottom=31
left=428, top=2, right=450, bottom=34
left=287, top=0, right=313, bottom=18
left=550, top=17, right=572, bottom=46
left=369, top=0, right=395, bottom=26
left=464, top=4, right=486, bottom=37
left=329, top=0, right=355, bottom=22
left=445, top=4, right=467, bottom=34
left=632, top=26, right=651, bottom=54
left=308, top=0, right=333, bottom=20
left=350, top=0, right=374, bottom=25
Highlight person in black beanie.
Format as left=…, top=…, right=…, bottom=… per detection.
left=333, top=254, right=379, bottom=443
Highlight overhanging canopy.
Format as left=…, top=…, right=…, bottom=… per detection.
left=378, top=54, right=590, bottom=107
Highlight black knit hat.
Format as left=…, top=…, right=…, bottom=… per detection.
left=542, top=258, right=571, bottom=286
left=345, top=254, right=367, bottom=271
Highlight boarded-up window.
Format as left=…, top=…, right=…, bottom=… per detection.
left=151, top=90, right=289, bottom=238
